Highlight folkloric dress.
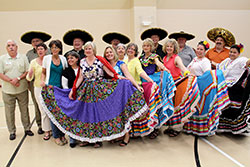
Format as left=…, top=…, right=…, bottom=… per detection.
left=163, top=54, right=200, bottom=128
left=139, top=53, right=176, bottom=130
left=183, top=57, right=230, bottom=136
left=40, top=56, right=148, bottom=142
left=217, top=57, right=250, bottom=135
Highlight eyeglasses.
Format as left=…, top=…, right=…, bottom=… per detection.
left=127, top=47, right=135, bottom=51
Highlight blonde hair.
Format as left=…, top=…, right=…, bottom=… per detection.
left=103, top=46, right=118, bottom=62
left=142, top=38, right=155, bottom=52
left=163, top=39, right=179, bottom=55
left=84, top=41, right=97, bottom=55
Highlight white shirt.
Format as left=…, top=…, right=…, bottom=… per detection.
left=217, top=57, right=248, bottom=87
left=188, top=57, right=211, bottom=76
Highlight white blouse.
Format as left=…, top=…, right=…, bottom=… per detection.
left=187, top=57, right=211, bottom=76
left=217, top=57, right=248, bottom=87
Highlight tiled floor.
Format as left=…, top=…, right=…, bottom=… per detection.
left=0, top=89, right=249, bottom=167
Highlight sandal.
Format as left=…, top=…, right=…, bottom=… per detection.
left=119, top=140, right=129, bottom=147
left=163, top=129, right=180, bottom=137
left=93, top=142, right=103, bottom=148
left=54, top=138, right=64, bottom=146
left=60, top=137, right=68, bottom=144
left=79, top=142, right=90, bottom=147
left=149, top=129, right=159, bottom=139
left=43, top=133, right=51, bottom=141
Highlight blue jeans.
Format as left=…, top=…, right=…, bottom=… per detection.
left=50, top=121, right=64, bottom=139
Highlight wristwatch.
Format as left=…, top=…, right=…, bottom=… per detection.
left=17, top=77, right=21, bottom=81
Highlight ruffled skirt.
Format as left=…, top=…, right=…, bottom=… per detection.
left=40, top=79, right=148, bottom=142
left=183, top=70, right=230, bottom=136
left=217, top=69, right=250, bottom=135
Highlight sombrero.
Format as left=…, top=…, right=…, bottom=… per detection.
left=21, top=31, right=51, bottom=44
left=63, top=29, right=93, bottom=46
left=207, top=27, right=235, bottom=47
left=140, top=28, right=168, bottom=41
left=102, top=32, right=130, bottom=44
left=169, top=31, right=195, bottom=41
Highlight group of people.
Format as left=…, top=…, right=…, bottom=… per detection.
left=0, top=27, right=250, bottom=149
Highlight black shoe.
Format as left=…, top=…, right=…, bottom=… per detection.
left=37, top=128, right=44, bottom=135
left=25, top=130, right=34, bottom=136
left=69, top=143, right=77, bottom=148
left=9, top=133, right=16, bottom=140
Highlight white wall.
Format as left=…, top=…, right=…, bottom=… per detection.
left=0, top=10, right=130, bottom=56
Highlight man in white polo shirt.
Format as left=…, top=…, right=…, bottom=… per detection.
left=0, top=40, right=34, bottom=140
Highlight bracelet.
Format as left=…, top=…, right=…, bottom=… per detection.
left=184, top=70, right=190, bottom=77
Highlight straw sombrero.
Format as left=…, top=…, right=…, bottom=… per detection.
left=140, top=28, right=168, bottom=41
left=21, top=31, right=51, bottom=44
left=169, top=31, right=195, bottom=41
left=102, top=32, right=130, bottom=44
left=207, top=27, right=235, bottom=47
left=63, top=29, right=93, bottom=46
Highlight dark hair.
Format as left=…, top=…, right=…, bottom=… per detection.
left=65, top=51, right=80, bottom=66
left=126, top=43, right=139, bottom=57
left=49, top=40, right=63, bottom=55
left=198, top=41, right=210, bottom=51
left=230, top=44, right=241, bottom=53
left=36, top=43, right=47, bottom=50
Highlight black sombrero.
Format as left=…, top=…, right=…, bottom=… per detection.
left=102, top=32, right=130, bottom=44
left=63, top=29, right=93, bottom=46
left=140, top=28, right=168, bottom=41
left=21, top=31, right=51, bottom=44
left=169, top=31, right=195, bottom=41
left=207, top=27, right=235, bottom=47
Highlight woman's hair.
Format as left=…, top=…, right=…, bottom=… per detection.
left=163, top=39, right=179, bottom=55
left=126, top=43, right=139, bottom=57
left=65, top=51, right=80, bottom=66
left=84, top=41, right=97, bottom=55
left=117, top=43, right=126, bottom=50
left=198, top=41, right=210, bottom=51
left=230, top=44, right=244, bottom=54
left=36, top=43, right=47, bottom=50
left=49, top=40, right=63, bottom=55
left=142, top=38, right=155, bottom=52
left=103, top=46, right=118, bottom=62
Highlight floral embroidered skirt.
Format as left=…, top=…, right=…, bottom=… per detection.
left=40, top=79, right=148, bottom=143
left=217, top=69, right=250, bottom=135
left=183, top=70, right=230, bottom=136
left=131, top=71, right=176, bottom=136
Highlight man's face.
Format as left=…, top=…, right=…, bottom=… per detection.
left=151, top=35, right=160, bottom=45
left=111, top=39, right=120, bottom=48
left=177, top=37, right=187, bottom=47
left=6, top=41, right=18, bottom=56
left=215, top=37, right=226, bottom=48
left=73, top=38, right=84, bottom=50
left=31, top=38, right=43, bottom=48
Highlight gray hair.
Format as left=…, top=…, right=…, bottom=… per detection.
left=6, top=40, right=17, bottom=46
left=117, top=43, right=126, bottom=50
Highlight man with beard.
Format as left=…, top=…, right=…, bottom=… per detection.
left=140, top=28, right=168, bottom=59
left=63, top=29, right=93, bottom=60
left=206, top=28, right=235, bottom=69
left=169, top=31, right=196, bottom=67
